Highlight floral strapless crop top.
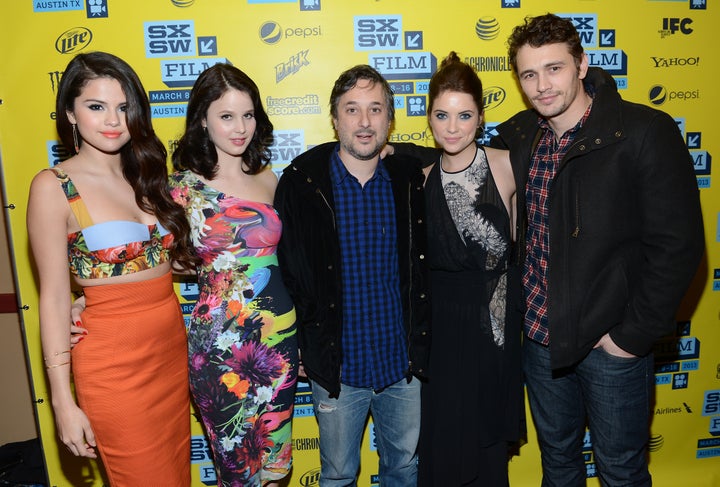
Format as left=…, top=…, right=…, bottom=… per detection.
left=51, top=168, right=174, bottom=279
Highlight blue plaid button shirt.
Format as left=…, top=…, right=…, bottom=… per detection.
left=524, top=104, right=593, bottom=345
left=330, top=150, right=407, bottom=389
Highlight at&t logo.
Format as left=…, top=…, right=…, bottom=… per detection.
left=475, top=17, right=500, bottom=41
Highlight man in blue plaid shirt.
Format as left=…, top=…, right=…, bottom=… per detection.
left=275, top=65, right=430, bottom=486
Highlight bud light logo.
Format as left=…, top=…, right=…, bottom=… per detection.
left=55, top=27, right=93, bottom=54
left=483, top=86, right=505, bottom=110
left=475, top=17, right=500, bottom=40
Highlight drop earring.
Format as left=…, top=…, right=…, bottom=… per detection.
left=72, top=123, right=80, bottom=154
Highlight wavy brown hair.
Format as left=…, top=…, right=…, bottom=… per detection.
left=56, top=51, right=197, bottom=269
left=507, top=13, right=585, bottom=73
left=172, top=63, right=274, bottom=178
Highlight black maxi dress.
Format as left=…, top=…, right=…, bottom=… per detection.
left=418, top=146, right=524, bottom=487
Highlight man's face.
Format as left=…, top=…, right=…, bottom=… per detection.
left=333, top=78, right=391, bottom=164
left=515, top=42, right=589, bottom=131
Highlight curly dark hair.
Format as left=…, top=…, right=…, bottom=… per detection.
left=428, top=51, right=485, bottom=137
left=56, top=51, right=197, bottom=269
left=172, top=63, right=274, bottom=178
left=329, top=64, right=395, bottom=122
left=507, top=13, right=584, bottom=73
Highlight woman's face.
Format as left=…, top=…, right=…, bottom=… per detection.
left=202, top=88, right=257, bottom=163
left=428, top=90, right=482, bottom=157
left=67, top=77, right=131, bottom=155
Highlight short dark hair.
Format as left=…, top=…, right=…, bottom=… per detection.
left=428, top=51, right=485, bottom=137
left=507, top=13, right=584, bottom=73
left=329, top=65, right=395, bottom=122
left=172, top=63, right=274, bottom=178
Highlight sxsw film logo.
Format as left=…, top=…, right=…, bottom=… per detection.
left=55, top=27, right=93, bottom=54
left=690, top=0, right=707, bottom=9
left=86, top=0, right=107, bottom=17
left=47, top=141, right=71, bottom=167
left=406, top=96, right=426, bottom=117
left=161, top=57, right=228, bottom=87
left=559, top=14, right=598, bottom=47
left=370, top=52, right=437, bottom=81
left=300, top=0, right=321, bottom=10
left=270, top=130, right=304, bottom=173
left=702, top=390, right=720, bottom=436
left=145, top=21, right=196, bottom=57
left=501, top=0, right=520, bottom=8
left=354, top=15, right=402, bottom=51
left=587, top=50, right=627, bottom=76
left=660, top=18, right=693, bottom=38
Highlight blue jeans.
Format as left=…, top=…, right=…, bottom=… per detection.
left=523, top=338, right=654, bottom=487
left=310, top=377, right=420, bottom=487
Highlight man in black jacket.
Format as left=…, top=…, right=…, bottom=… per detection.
left=274, top=65, right=429, bottom=486
left=491, top=14, right=704, bottom=486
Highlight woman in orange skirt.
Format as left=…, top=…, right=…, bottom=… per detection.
left=27, top=52, right=197, bottom=486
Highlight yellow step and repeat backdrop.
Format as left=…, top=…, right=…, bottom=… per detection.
left=1, top=0, right=718, bottom=486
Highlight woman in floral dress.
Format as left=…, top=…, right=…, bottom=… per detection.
left=170, top=63, right=298, bottom=487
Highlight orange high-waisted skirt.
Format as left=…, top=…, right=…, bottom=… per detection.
left=72, top=272, right=190, bottom=486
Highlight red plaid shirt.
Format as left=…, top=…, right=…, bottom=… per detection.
left=524, top=105, right=592, bottom=344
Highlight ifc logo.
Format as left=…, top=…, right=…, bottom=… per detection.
left=649, top=85, right=667, bottom=105
left=260, top=21, right=283, bottom=45
left=475, top=17, right=500, bottom=41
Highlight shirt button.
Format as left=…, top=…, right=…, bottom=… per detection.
left=419, top=254, right=425, bottom=260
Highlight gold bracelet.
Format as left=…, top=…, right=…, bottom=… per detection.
left=43, top=350, right=71, bottom=362
left=45, top=360, right=71, bottom=370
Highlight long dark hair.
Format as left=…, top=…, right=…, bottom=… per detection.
left=172, top=63, right=274, bottom=177
left=428, top=51, right=485, bottom=138
left=56, top=51, right=197, bottom=268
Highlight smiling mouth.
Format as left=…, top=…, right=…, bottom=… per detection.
left=101, top=131, right=122, bottom=138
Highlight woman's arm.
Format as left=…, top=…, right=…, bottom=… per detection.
left=27, top=170, right=97, bottom=458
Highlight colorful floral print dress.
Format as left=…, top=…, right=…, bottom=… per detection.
left=170, top=171, right=298, bottom=487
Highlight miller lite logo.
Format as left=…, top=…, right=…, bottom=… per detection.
left=55, top=27, right=93, bottom=54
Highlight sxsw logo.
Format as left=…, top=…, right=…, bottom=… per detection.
left=270, top=130, right=304, bottom=168
left=369, top=52, right=437, bottom=80
left=587, top=50, right=627, bottom=75
left=702, top=391, right=720, bottom=436
left=559, top=14, right=598, bottom=47
left=354, top=15, right=402, bottom=51
left=145, top=21, right=196, bottom=57
left=47, top=141, right=71, bottom=167
left=161, top=58, right=227, bottom=87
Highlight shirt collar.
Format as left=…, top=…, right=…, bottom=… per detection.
left=330, top=144, right=391, bottom=186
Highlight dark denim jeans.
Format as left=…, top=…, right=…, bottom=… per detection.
left=523, top=338, right=654, bottom=487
